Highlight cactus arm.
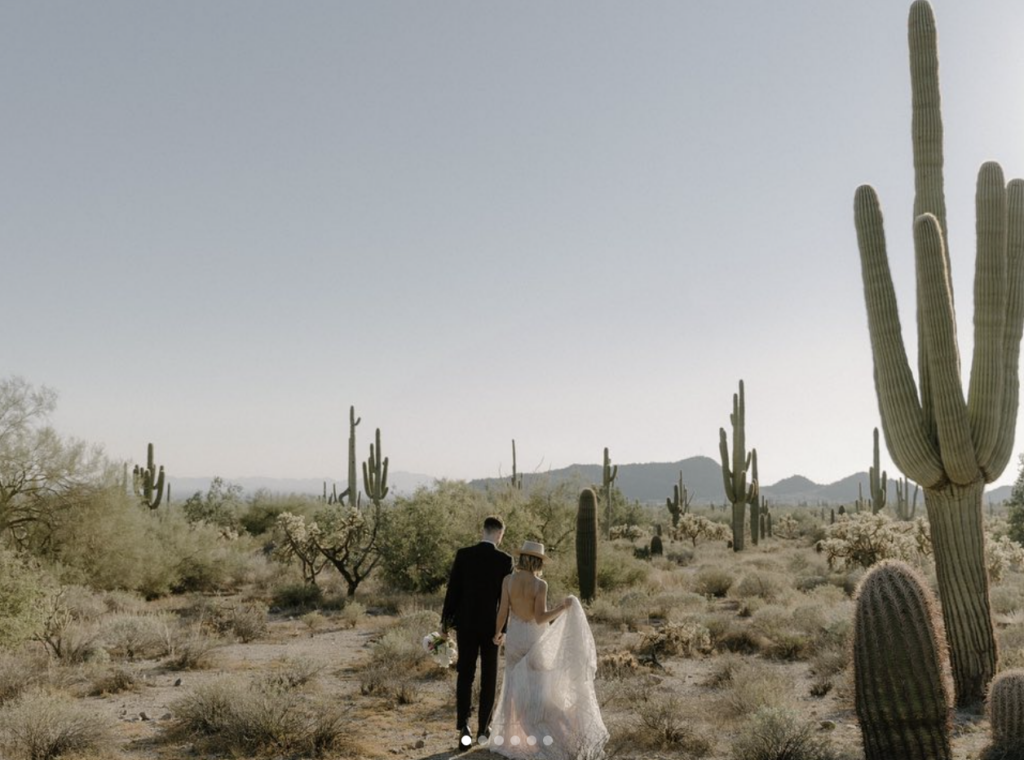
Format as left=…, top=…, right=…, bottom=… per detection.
left=967, top=164, right=1009, bottom=470
left=987, top=180, right=1024, bottom=479
left=855, top=186, right=945, bottom=487
left=914, top=214, right=979, bottom=485
left=719, top=428, right=735, bottom=503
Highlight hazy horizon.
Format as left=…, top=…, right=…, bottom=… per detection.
left=7, top=2, right=1024, bottom=490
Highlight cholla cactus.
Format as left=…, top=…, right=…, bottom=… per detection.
left=274, top=512, right=328, bottom=585
left=817, top=512, right=931, bottom=570
left=670, top=514, right=730, bottom=547
left=986, top=535, right=1024, bottom=583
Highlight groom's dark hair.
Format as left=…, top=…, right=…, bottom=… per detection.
left=483, top=516, right=504, bottom=532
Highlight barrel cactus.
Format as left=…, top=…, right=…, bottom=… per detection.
left=576, top=488, right=598, bottom=602
left=853, top=559, right=952, bottom=760
left=986, top=669, right=1024, bottom=759
left=852, top=0, right=1024, bottom=704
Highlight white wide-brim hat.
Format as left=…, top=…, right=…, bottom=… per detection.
left=518, top=540, right=546, bottom=559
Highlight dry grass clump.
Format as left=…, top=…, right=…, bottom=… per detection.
left=649, top=590, right=709, bottom=621
left=589, top=591, right=651, bottom=630
left=728, top=706, right=843, bottom=760
left=711, top=659, right=796, bottom=718
left=220, top=602, right=269, bottom=643
left=991, top=583, right=1024, bottom=617
left=260, top=656, right=321, bottom=691
left=996, top=621, right=1024, bottom=669
left=808, top=645, right=850, bottom=698
left=88, top=663, right=142, bottom=696
left=729, top=571, right=789, bottom=604
left=0, top=687, right=113, bottom=760
left=165, top=625, right=221, bottom=671
left=0, top=651, right=47, bottom=706
left=171, top=674, right=349, bottom=757
left=358, top=609, right=445, bottom=703
left=611, top=693, right=713, bottom=757
left=339, top=601, right=365, bottom=629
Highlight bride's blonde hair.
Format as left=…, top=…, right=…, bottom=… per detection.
left=517, top=554, right=543, bottom=574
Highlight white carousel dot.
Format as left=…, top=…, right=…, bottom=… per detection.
left=527, top=735, right=537, bottom=746
left=493, top=735, right=504, bottom=746
left=461, top=735, right=472, bottom=747
left=543, top=735, right=554, bottom=746
left=510, top=735, right=521, bottom=746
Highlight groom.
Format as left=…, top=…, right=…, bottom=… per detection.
left=441, top=515, right=514, bottom=752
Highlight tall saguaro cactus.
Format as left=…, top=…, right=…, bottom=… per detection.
left=361, top=428, right=389, bottom=506
left=853, top=560, right=952, bottom=760
left=602, top=447, right=618, bottom=540
left=341, top=406, right=361, bottom=506
left=132, top=443, right=165, bottom=510
left=852, top=1, right=1024, bottom=705
left=576, top=488, right=598, bottom=603
left=894, top=476, right=919, bottom=521
left=719, top=379, right=757, bottom=551
left=510, top=439, right=523, bottom=490
left=869, top=427, right=888, bottom=515
left=748, top=449, right=761, bottom=545
left=665, top=471, right=692, bottom=528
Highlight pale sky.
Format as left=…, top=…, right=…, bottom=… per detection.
left=6, top=2, right=1024, bottom=490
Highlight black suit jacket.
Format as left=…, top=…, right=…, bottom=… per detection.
left=441, top=541, right=514, bottom=634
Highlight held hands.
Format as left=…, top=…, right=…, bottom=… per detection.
left=493, top=632, right=505, bottom=646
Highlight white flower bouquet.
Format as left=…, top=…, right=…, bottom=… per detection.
left=422, top=631, right=457, bottom=668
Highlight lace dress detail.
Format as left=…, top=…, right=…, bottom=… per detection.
left=488, top=596, right=608, bottom=759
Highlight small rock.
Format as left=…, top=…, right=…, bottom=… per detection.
left=140, top=712, right=150, bottom=721
left=415, top=739, right=425, bottom=749
left=173, top=678, right=182, bottom=687
left=161, top=713, right=172, bottom=721
left=820, top=720, right=837, bottom=731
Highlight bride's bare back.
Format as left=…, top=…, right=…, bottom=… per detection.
left=494, top=569, right=568, bottom=642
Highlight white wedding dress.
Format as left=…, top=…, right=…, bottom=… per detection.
left=487, top=596, right=608, bottom=760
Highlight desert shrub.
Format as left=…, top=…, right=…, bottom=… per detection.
left=182, top=477, right=245, bottom=531
left=808, top=646, right=850, bottom=697
left=166, top=626, right=220, bottom=671
left=0, top=549, right=52, bottom=650
left=729, top=706, right=840, bottom=760
left=730, top=572, right=786, bottom=603
left=0, top=652, right=46, bottom=706
left=694, top=566, right=735, bottom=598
left=631, top=693, right=714, bottom=755
left=339, top=601, right=365, bottom=629
left=816, top=513, right=930, bottom=570
left=172, top=674, right=348, bottom=757
left=0, top=687, right=112, bottom=760
left=100, top=590, right=146, bottom=615
left=301, top=611, right=326, bottom=634
left=716, top=661, right=795, bottom=717
left=272, top=582, right=323, bottom=611
left=222, top=602, right=269, bottom=643
left=596, top=548, right=650, bottom=594
left=991, top=584, right=1024, bottom=616
left=650, top=590, right=708, bottom=621
left=590, top=591, right=650, bottom=629
left=89, top=663, right=141, bottom=696
left=671, top=514, right=730, bottom=547
left=261, top=657, right=321, bottom=691
left=99, top=612, right=171, bottom=661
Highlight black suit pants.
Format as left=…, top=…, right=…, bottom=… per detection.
left=455, top=627, right=499, bottom=734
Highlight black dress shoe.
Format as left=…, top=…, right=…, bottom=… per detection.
left=456, top=727, right=472, bottom=753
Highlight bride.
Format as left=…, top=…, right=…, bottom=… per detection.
left=487, top=541, right=608, bottom=759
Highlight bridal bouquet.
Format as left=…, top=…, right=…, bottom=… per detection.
left=422, top=631, right=457, bottom=668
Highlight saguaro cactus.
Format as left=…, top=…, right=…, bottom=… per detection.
left=719, top=379, right=757, bottom=551
left=510, top=439, right=523, bottom=490
left=602, top=447, right=618, bottom=540
left=894, top=476, right=919, bottom=521
left=340, top=406, right=361, bottom=506
left=869, top=428, right=888, bottom=514
left=852, top=0, right=1024, bottom=705
left=132, top=443, right=165, bottom=510
left=853, top=560, right=952, bottom=760
left=749, top=450, right=761, bottom=545
left=987, top=669, right=1024, bottom=757
left=576, top=488, right=598, bottom=602
left=665, top=471, right=692, bottom=528
left=361, top=428, right=389, bottom=506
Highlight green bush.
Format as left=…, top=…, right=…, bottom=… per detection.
left=0, top=549, right=52, bottom=650
left=272, top=582, right=323, bottom=611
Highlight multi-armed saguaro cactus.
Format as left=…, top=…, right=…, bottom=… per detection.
left=576, top=487, right=598, bottom=603
left=719, top=379, right=757, bottom=551
left=869, top=427, right=888, bottom=515
left=665, top=470, right=693, bottom=528
left=853, top=0, right=1024, bottom=705
left=853, top=560, right=952, bottom=760
left=132, top=443, right=165, bottom=510
left=361, top=428, right=389, bottom=507
left=894, top=475, right=919, bottom=521
left=510, top=439, right=524, bottom=490
left=602, top=447, right=618, bottom=540
left=986, top=669, right=1024, bottom=758
left=339, top=406, right=361, bottom=506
